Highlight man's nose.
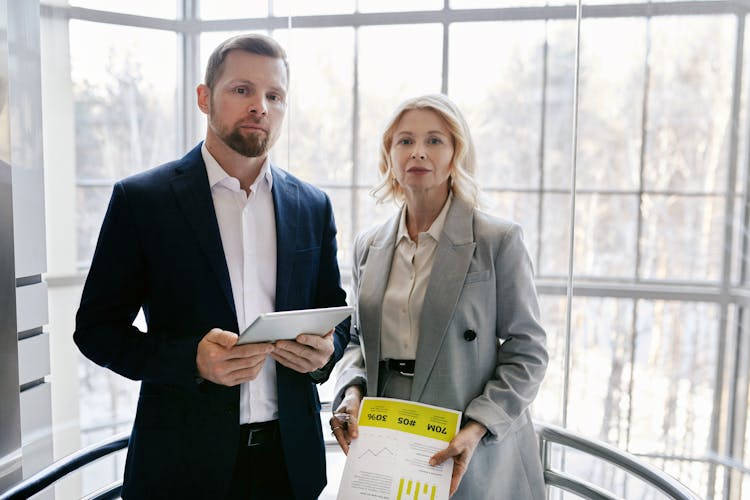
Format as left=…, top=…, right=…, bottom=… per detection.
left=247, top=95, right=268, bottom=115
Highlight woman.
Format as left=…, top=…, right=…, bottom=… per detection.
left=331, top=94, right=548, bottom=499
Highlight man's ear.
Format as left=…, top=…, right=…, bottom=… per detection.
left=197, top=84, right=210, bottom=114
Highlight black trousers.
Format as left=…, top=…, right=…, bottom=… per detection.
left=226, top=421, right=295, bottom=500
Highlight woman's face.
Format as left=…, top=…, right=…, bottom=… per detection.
left=389, top=109, right=454, bottom=201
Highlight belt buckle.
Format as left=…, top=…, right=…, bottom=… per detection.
left=247, top=429, right=261, bottom=447
left=395, top=361, right=414, bottom=378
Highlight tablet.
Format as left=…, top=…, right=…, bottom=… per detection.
left=236, top=305, right=354, bottom=344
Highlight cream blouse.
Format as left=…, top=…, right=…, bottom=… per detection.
left=380, top=194, right=452, bottom=360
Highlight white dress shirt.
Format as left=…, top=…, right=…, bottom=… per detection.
left=202, top=144, right=278, bottom=423
left=380, top=194, right=452, bottom=359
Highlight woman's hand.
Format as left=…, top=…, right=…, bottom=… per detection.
left=429, top=420, right=487, bottom=497
left=330, top=385, right=363, bottom=454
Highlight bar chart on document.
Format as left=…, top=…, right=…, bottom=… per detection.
left=336, top=398, right=461, bottom=500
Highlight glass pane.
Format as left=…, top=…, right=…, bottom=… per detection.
left=449, top=21, right=545, bottom=190
left=543, top=20, right=577, bottom=190
left=639, top=195, right=724, bottom=281
left=200, top=0, right=268, bottom=19
left=534, top=294, right=567, bottom=426
left=484, top=191, right=540, bottom=268
left=357, top=0, right=442, bottom=12
left=272, top=28, right=354, bottom=185
left=539, top=193, right=569, bottom=278
left=357, top=24, right=443, bottom=186
left=644, top=16, right=735, bottom=192
left=77, top=186, right=110, bottom=264
left=630, top=300, right=719, bottom=497
left=324, top=187, right=353, bottom=277
left=70, top=21, right=177, bottom=263
left=274, top=0, right=355, bottom=16
left=69, top=0, right=177, bottom=18
left=739, top=15, right=750, bottom=197
left=577, top=18, right=646, bottom=191
left=70, top=21, right=177, bottom=182
left=566, top=297, right=635, bottom=444
left=355, top=188, right=400, bottom=241
left=573, top=194, right=638, bottom=278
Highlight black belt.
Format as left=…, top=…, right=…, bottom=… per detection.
left=380, top=359, right=415, bottom=376
left=239, top=420, right=280, bottom=448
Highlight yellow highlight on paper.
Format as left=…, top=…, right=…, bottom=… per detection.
left=396, top=477, right=437, bottom=500
left=358, top=398, right=459, bottom=443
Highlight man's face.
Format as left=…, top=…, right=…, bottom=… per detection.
left=200, top=51, right=288, bottom=158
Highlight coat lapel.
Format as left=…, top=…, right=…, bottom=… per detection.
left=170, top=144, right=236, bottom=316
left=411, top=199, right=476, bottom=401
left=270, top=166, right=298, bottom=312
left=359, top=213, right=400, bottom=396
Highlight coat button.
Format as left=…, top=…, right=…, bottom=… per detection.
left=463, top=330, right=477, bottom=341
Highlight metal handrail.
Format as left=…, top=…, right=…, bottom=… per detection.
left=0, top=423, right=703, bottom=500
left=0, top=432, right=129, bottom=500
left=536, top=422, right=701, bottom=500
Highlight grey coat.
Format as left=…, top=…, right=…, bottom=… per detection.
left=334, top=197, right=548, bottom=500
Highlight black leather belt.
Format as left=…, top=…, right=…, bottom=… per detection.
left=380, top=359, right=416, bottom=376
left=239, top=420, right=280, bottom=448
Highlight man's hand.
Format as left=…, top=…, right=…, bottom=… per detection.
left=330, top=385, right=363, bottom=454
left=429, top=420, right=487, bottom=497
left=271, top=329, right=335, bottom=373
left=196, top=328, right=274, bottom=386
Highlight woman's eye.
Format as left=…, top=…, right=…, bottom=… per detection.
left=428, top=137, right=442, bottom=145
left=235, top=87, right=247, bottom=94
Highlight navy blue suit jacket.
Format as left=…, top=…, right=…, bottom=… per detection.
left=74, top=143, right=349, bottom=499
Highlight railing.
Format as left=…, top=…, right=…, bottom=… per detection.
left=0, top=423, right=702, bottom=500
left=0, top=432, right=129, bottom=500
left=537, top=422, right=701, bottom=500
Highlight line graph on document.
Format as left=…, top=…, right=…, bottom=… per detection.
left=357, top=447, right=395, bottom=459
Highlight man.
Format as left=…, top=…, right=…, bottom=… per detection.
left=74, top=34, right=349, bottom=499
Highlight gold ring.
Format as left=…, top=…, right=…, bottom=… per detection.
left=331, top=425, right=342, bottom=432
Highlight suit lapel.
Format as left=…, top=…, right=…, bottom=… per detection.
left=170, top=145, right=236, bottom=316
left=270, top=166, right=298, bottom=312
left=359, top=213, right=400, bottom=396
left=411, top=199, right=476, bottom=401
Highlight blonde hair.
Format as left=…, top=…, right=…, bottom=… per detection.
left=371, top=94, right=481, bottom=208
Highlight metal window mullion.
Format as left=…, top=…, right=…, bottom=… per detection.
left=561, top=0, right=583, bottom=430
left=721, top=13, right=749, bottom=500
left=178, top=0, right=199, bottom=153
left=626, top=3, right=653, bottom=463
left=441, top=0, right=449, bottom=95
left=537, top=20, right=549, bottom=290
left=351, top=28, right=360, bottom=245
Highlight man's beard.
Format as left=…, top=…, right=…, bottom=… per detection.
left=222, top=125, right=269, bottom=158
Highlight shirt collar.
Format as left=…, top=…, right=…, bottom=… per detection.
left=202, top=142, right=273, bottom=192
left=397, top=192, right=453, bottom=243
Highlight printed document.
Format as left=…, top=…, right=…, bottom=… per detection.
left=336, top=397, right=461, bottom=500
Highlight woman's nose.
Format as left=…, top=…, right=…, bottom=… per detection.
left=410, top=149, right=426, bottom=160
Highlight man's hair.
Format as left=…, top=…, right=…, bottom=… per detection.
left=204, top=33, right=289, bottom=89
left=372, top=94, right=482, bottom=208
